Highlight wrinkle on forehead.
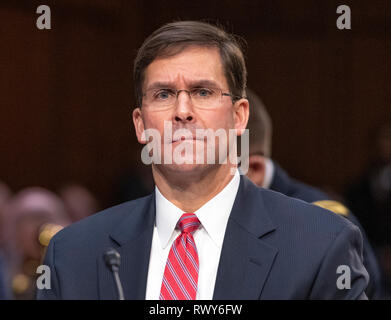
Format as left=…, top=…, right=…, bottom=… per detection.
left=143, top=46, right=229, bottom=91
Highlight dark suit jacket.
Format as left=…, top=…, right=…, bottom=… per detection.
left=0, top=254, right=8, bottom=300
left=270, top=162, right=383, bottom=299
left=269, top=162, right=329, bottom=202
left=37, top=176, right=368, bottom=299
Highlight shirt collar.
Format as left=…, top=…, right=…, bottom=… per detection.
left=155, top=186, right=183, bottom=249
left=155, top=169, right=241, bottom=249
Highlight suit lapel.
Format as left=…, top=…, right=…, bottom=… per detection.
left=213, top=176, right=278, bottom=300
left=98, top=194, right=156, bottom=300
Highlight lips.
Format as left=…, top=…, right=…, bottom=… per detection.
left=170, top=132, right=205, bottom=143
left=177, top=135, right=193, bottom=142
left=172, top=136, right=199, bottom=143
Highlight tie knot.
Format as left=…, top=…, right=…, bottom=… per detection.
left=177, top=213, right=200, bottom=234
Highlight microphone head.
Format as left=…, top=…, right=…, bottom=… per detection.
left=103, top=248, right=121, bottom=270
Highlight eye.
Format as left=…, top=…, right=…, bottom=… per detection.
left=153, top=89, right=175, bottom=100
left=193, top=87, right=214, bottom=98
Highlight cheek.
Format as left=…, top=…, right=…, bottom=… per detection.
left=142, top=111, right=169, bottom=131
left=201, top=109, right=235, bottom=130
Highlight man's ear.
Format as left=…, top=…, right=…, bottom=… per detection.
left=132, top=107, right=146, bottom=144
left=247, top=154, right=266, bottom=187
left=234, top=98, right=249, bottom=136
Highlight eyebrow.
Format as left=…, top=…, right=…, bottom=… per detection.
left=145, top=79, right=222, bottom=91
left=145, top=81, right=176, bottom=91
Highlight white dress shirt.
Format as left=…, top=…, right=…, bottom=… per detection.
left=145, top=170, right=240, bottom=300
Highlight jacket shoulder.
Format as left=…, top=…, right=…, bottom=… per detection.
left=51, top=194, right=153, bottom=245
left=259, top=187, right=353, bottom=237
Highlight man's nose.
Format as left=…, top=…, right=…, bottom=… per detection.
left=173, top=90, right=195, bottom=123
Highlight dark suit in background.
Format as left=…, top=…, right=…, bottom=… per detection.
left=0, top=254, right=8, bottom=300
left=269, top=161, right=383, bottom=299
left=37, top=176, right=368, bottom=300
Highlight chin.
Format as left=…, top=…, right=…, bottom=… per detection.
left=161, top=162, right=214, bottom=175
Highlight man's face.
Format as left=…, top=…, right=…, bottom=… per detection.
left=133, top=46, right=248, bottom=175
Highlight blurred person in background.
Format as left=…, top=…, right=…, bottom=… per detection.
left=58, top=184, right=100, bottom=222
left=1, top=187, right=70, bottom=299
left=0, top=180, right=12, bottom=299
left=346, top=123, right=391, bottom=296
left=0, top=254, right=6, bottom=300
left=245, top=89, right=384, bottom=299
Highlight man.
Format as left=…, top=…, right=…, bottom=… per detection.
left=245, top=89, right=383, bottom=299
left=58, top=184, right=100, bottom=222
left=37, top=21, right=368, bottom=300
left=345, top=123, right=391, bottom=297
left=2, top=187, right=70, bottom=299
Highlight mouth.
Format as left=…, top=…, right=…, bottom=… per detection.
left=171, top=136, right=203, bottom=143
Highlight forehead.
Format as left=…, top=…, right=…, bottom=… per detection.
left=143, top=46, right=228, bottom=89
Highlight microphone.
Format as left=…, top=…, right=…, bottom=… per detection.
left=103, top=248, right=125, bottom=300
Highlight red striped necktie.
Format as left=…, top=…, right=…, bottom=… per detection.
left=160, top=213, right=200, bottom=300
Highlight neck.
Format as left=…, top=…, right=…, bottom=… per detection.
left=152, top=164, right=237, bottom=212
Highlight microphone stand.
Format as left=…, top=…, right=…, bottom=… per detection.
left=104, top=249, right=125, bottom=300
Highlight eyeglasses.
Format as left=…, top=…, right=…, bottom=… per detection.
left=142, top=87, right=241, bottom=110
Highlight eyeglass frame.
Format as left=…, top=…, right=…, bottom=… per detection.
left=141, top=87, right=243, bottom=108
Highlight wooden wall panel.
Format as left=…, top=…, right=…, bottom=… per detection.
left=1, top=0, right=390, bottom=206
left=0, top=6, right=54, bottom=189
